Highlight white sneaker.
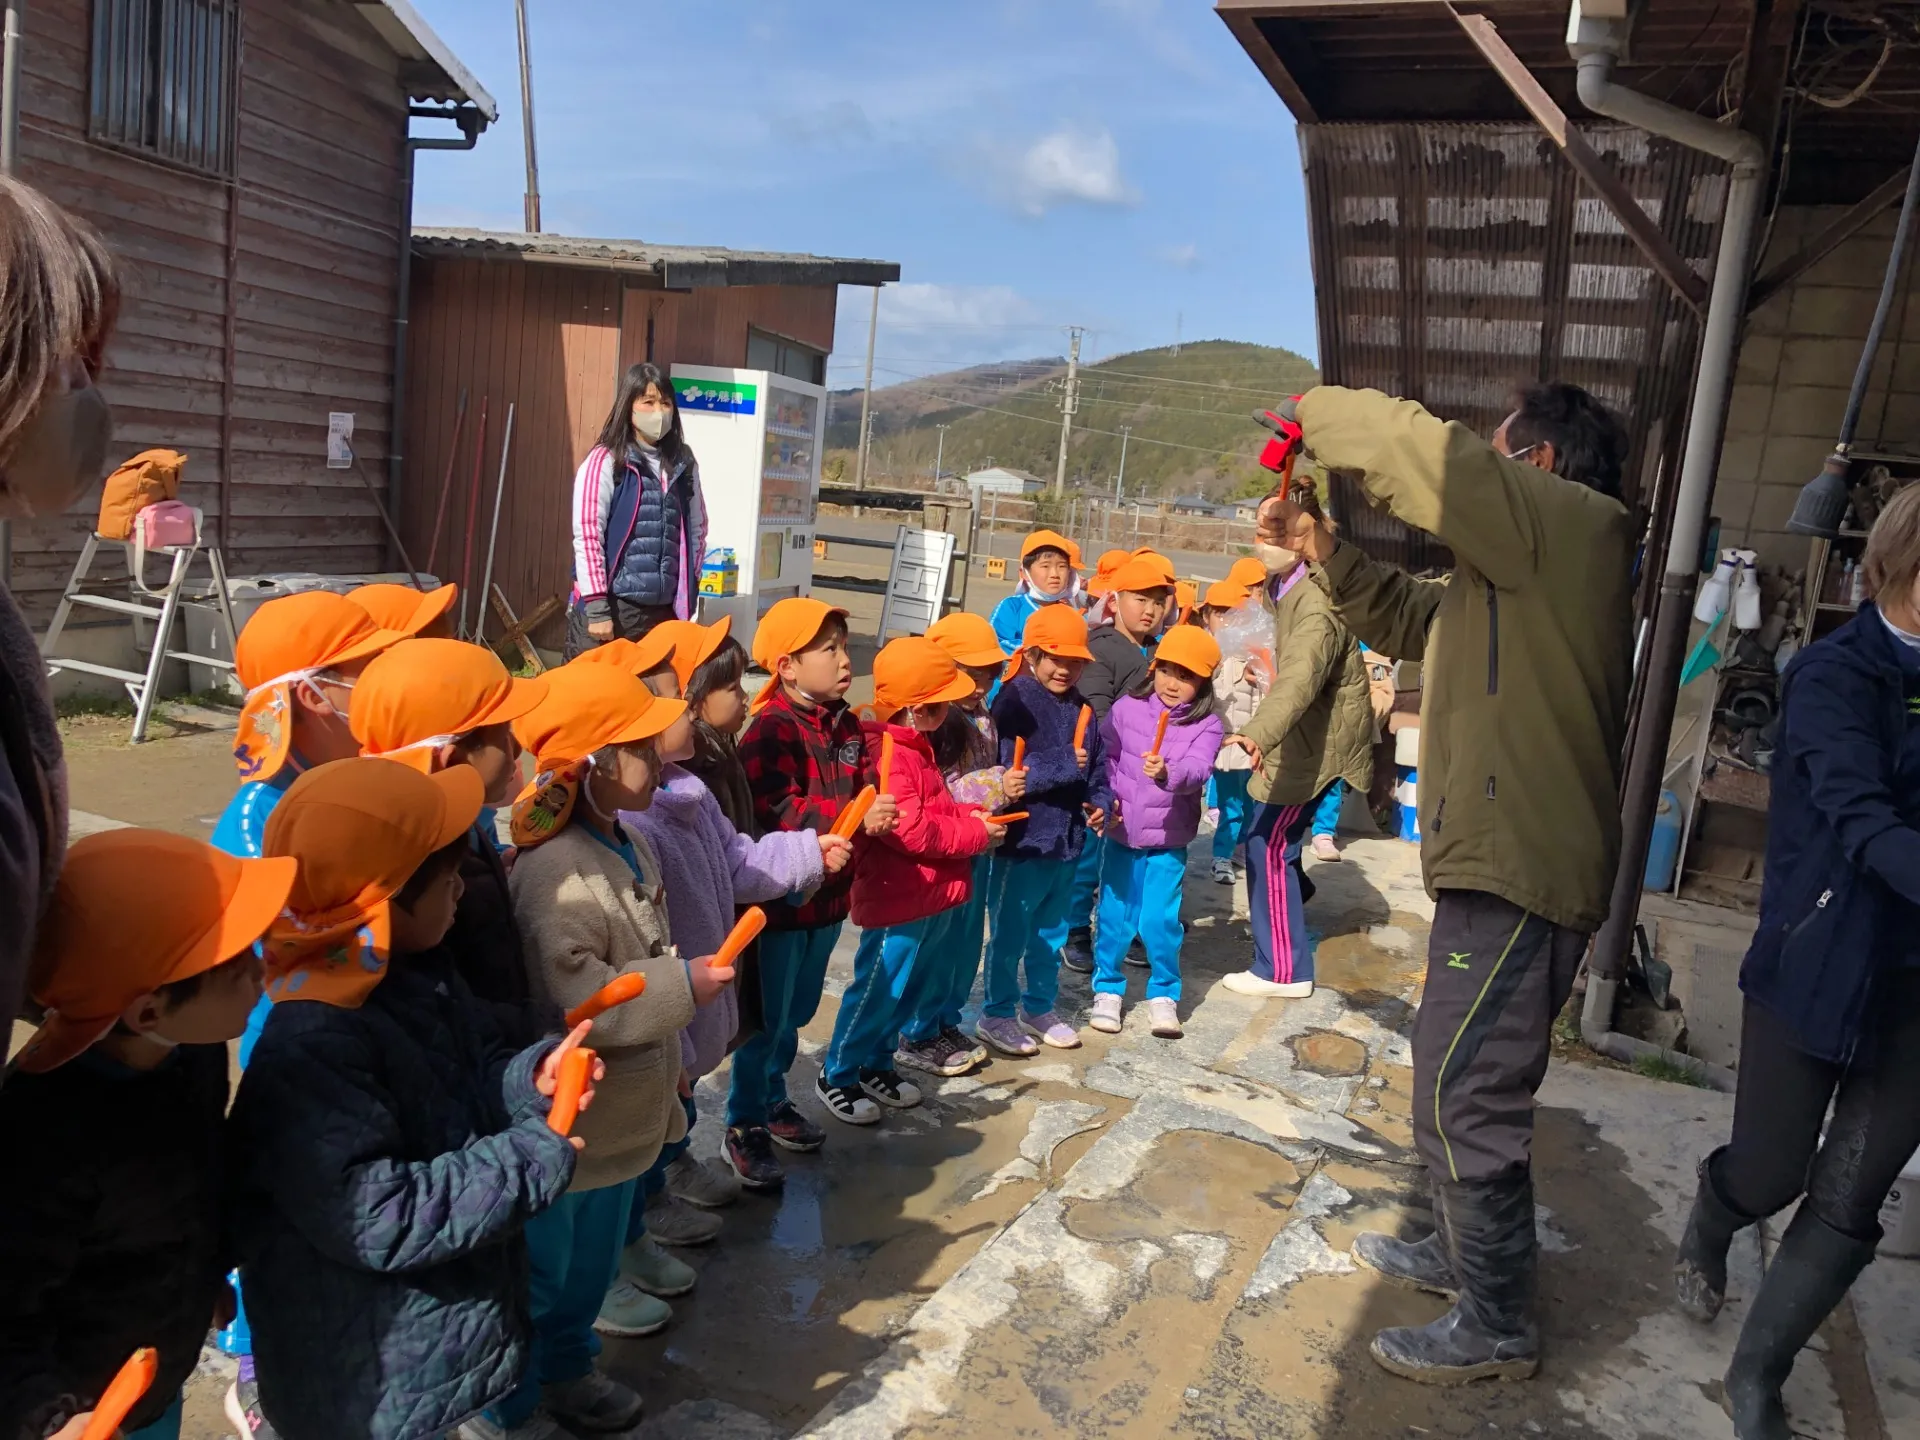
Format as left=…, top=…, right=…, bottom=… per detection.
left=1088, top=992, right=1124, bottom=1034
left=1211, top=858, right=1236, bottom=885
left=1222, top=970, right=1314, bottom=999
left=1146, top=997, right=1183, bottom=1038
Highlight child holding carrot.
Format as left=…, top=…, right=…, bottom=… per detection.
left=0, top=831, right=294, bottom=1440
left=230, top=759, right=595, bottom=1440
left=1089, top=628, right=1224, bottom=1039
left=493, top=664, right=727, bottom=1434
left=989, top=529, right=1082, bottom=659
left=729, top=599, right=897, bottom=1189
left=818, top=638, right=1003, bottom=1122
left=981, top=606, right=1111, bottom=1056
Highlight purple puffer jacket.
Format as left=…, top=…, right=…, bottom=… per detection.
left=622, top=764, right=824, bottom=1078
left=1100, top=692, right=1223, bottom=851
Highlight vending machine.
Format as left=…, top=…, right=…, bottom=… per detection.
left=670, top=364, right=824, bottom=653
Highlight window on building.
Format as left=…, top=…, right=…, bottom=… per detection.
left=747, top=328, right=826, bottom=385
left=90, top=0, right=239, bottom=176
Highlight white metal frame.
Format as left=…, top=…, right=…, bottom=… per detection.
left=876, top=523, right=955, bottom=640
left=41, top=508, right=241, bottom=743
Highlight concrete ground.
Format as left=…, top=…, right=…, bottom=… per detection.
left=45, top=698, right=1918, bottom=1440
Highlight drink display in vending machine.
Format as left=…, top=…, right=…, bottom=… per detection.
left=671, top=364, right=825, bottom=654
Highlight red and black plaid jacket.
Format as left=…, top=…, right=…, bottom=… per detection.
left=737, top=686, right=875, bottom=930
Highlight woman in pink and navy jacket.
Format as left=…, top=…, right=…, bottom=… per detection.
left=567, top=362, right=710, bottom=658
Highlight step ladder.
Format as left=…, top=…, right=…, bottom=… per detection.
left=41, top=507, right=241, bottom=744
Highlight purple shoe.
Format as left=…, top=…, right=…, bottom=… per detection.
left=1022, top=1011, right=1082, bottom=1050
left=975, top=1015, right=1038, bottom=1057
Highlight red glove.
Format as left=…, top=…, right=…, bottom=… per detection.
left=1254, top=397, right=1304, bottom=476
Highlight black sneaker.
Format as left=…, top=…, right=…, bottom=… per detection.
left=860, top=1067, right=923, bottom=1109
left=724, top=1124, right=785, bottom=1190
left=767, top=1098, right=827, bottom=1151
left=1060, top=927, right=1095, bottom=974
left=942, top=1024, right=989, bottom=1066
left=1125, top=937, right=1150, bottom=969
left=814, top=1074, right=881, bottom=1125
left=896, top=1033, right=975, bottom=1078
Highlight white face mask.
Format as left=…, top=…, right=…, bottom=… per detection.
left=633, top=408, right=672, bottom=444
left=1253, top=540, right=1301, bottom=576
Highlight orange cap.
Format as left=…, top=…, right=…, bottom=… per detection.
left=649, top=615, right=734, bottom=691
left=511, top=662, right=688, bottom=773
left=1086, top=549, right=1132, bottom=597
left=1204, top=579, right=1251, bottom=609
left=1020, top=530, right=1082, bottom=569
left=263, top=760, right=484, bottom=1008
left=1227, top=556, right=1269, bottom=589
left=1176, top=580, right=1198, bottom=614
left=1131, top=549, right=1178, bottom=583
left=1022, top=604, right=1094, bottom=661
left=350, top=639, right=548, bottom=773
left=568, top=625, right=681, bottom=680
left=873, top=636, right=976, bottom=720
left=1154, top=625, right=1222, bottom=679
left=750, top=597, right=848, bottom=673
left=232, top=592, right=409, bottom=781
left=14, top=831, right=297, bottom=1073
left=925, top=611, right=1008, bottom=668
left=1107, top=556, right=1177, bottom=596
left=349, top=583, right=459, bottom=636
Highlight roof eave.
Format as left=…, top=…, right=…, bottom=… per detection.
left=410, top=229, right=902, bottom=289
left=356, top=0, right=499, bottom=124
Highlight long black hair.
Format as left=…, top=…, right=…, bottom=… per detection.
left=595, top=361, right=686, bottom=465
left=1127, top=660, right=1217, bottom=727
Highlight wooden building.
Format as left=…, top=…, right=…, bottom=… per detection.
left=10, top=0, right=495, bottom=620
left=399, top=229, right=899, bottom=647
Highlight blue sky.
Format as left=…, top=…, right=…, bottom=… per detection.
left=407, top=0, right=1317, bottom=388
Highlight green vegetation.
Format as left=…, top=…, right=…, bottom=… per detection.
left=55, top=692, right=135, bottom=720
left=827, top=340, right=1319, bottom=502
left=1632, top=1052, right=1713, bottom=1089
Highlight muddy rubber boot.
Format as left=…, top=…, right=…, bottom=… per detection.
left=1674, top=1147, right=1758, bottom=1324
left=1722, top=1205, right=1877, bottom=1440
left=1369, top=1174, right=1540, bottom=1385
left=1353, top=1185, right=1459, bottom=1299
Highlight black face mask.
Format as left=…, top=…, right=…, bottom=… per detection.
left=0, top=381, right=114, bottom=518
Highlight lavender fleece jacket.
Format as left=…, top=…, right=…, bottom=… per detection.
left=1099, top=692, right=1223, bottom=850
left=623, top=764, right=824, bottom=1078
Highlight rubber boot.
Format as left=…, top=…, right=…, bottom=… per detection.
left=1369, top=1173, right=1540, bottom=1385
left=1722, top=1205, right=1877, bottom=1440
left=1674, top=1147, right=1758, bottom=1324
left=1353, top=1184, right=1460, bottom=1299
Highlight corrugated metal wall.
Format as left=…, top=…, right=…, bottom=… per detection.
left=1300, top=122, right=1727, bottom=570
left=619, top=283, right=838, bottom=371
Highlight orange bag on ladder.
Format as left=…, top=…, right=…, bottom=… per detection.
left=96, top=450, right=186, bottom=541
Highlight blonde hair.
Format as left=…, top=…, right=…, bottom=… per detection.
left=0, top=176, right=118, bottom=461
left=1862, top=483, right=1920, bottom=604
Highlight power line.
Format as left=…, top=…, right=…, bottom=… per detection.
left=849, top=383, right=1250, bottom=458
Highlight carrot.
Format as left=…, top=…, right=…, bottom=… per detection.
left=1148, top=710, right=1170, bottom=758
left=879, top=732, right=895, bottom=791
left=992, top=811, right=1029, bottom=825
left=81, top=1348, right=158, bottom=1440
left=1010, top=737, right=1026, bottom=769
left=547, top=1046, right=595, bottom=1136
left=1073, top=705, right=1092, bottom=750
left=565, top=973, right=647, bottom=1030
left=830, top=784, right=877, bottom=839
left=710, top=906, right=767, bottom=970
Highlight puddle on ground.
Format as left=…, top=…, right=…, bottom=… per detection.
left=1289, top=1029, right=1369, bottom=1076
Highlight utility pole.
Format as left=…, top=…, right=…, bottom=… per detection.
left=1116, top=425, right=1130, bottom=501
left=932, top=423, right=949, bottom=487
left=513, top=0, right=542, bottom=232
left=1174, top=311, right=1182, bottom=357
left=854, top=284, right=880, bottom=491
left=1052, top=325, right=1083, bottom=498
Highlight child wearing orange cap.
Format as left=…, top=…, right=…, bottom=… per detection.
left=989, top=528, right=1082, bottom=659
left=0, top=831, right=293, bottom=1440
left=728, top=597, right=898, bottom=1189
left=1201, top=578, right=1269, bottom=886
left=498, top=666, right=728, bottom=1431
left=816, top=637, right=1003, bottom=1123
left=348, top=581, right=459, bottom=638
left=680, top=624, right=755, bottom=835
left=229, top=759, right=596, bottom=1440
left=981, top=605, right=1111, bottom=1056
left=1088, top=628, right=1224, bottom=1040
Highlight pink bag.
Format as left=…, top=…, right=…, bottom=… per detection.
left=135, top=500, right=199, bottom=551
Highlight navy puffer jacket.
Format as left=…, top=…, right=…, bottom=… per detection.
left=228, top=953, right=575, bottom=1440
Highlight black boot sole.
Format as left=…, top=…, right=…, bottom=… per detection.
left=1368, top=1335, right=1539, bottom=1385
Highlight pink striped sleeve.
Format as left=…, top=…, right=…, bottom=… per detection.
left=572, top=447, right=613, bottom=599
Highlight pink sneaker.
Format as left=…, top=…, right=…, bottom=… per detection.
left=975, top=1015, right=1038, bottom=1057
left=1311, top=834, right=1342, bottom=862
left=1022, top=1011, right=1082, bottom=1049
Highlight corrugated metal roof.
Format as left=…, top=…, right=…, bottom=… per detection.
left=411, top=228, right=901, bottom=289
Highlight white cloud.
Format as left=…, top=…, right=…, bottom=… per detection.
left=1156, top=241, right=1200, bottom=269
left=830, top=282, right=1057, bottom=373
left=977, top=124, right=1140, bottom=217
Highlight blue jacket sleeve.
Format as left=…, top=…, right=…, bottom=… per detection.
left=244, top=1024, right=576, bottom=1275
left=1784, top=663, right=1920, bottom=908
left=990, top=595, right=1028, bottom=658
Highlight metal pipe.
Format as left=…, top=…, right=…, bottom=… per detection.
left=1, top=0, right=23, bottom=584
left=1837, top=137, right=1920, bottom=453
left=1572, top=37, right=1768, bottom=1054
left=513, top=0, right=541, bottom=232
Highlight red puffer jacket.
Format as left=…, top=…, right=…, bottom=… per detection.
left=850, top=720, right=994, bottom=929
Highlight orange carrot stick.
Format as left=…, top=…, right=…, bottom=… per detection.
left=548, top=1046, right=594, bottom=1135
left=710, top=905, right=767, bottom=970
left=1148, top=710, right=1170, bottom=758
left=879, top=733, right=895, bottom=791
left=1073, top=705, right=1092, bottom=749
left=81, top=1348, right=158, bottom=1440
left=992, top=811, right=1030, bottom=825
left=830, top=784, right=877, bottom=839
left=565, top=973, right=647, bottom=1030
left=1010, top=737, right=1026, bottom=769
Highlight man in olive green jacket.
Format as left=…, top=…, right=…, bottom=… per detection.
left=1222, top=496, right=1373, bottom=1001
left=1257, top=383, right=1633, bottom=1388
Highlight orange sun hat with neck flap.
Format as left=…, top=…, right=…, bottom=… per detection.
left=13, top=830, right=297, bottom=1073
left=348, top=582, right=459, bottom=637
left=873, top=636, right=975, bottom=722
left=350, top=639, right=548, bottom=773
left=648, top=614, right=734, bottom=692
left=1153, top=624, right=1222, bottom=680
left=925, top=611, right=1008, bottom=669
left=1086, top=549, right=1132, bottom=597
left=262, top=759, right=483, bottom=1009
left=232, top=592, right=408, bottom=783
left=509, top=663, right=688, bottom=847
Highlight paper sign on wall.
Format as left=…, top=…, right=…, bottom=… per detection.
left=327, top=412, right=355, bottom=469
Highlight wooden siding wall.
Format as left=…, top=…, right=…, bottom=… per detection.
left=403, top=261, right=839, bottom=647
left=13, top=0, right=407, bottom=620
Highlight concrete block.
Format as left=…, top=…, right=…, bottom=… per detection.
left=1779, top=335, right=1874, bottom=389
left=1712, top=478, right=1759, bottom=541
left=1872, top=390, right=1920, bottom=448
left=1717, top=432, right=1765, bottom=487
left=1769, top=385, right=1849, bottom=439
left=1726, top=382, right=1773, bottom=436
left=1750, top=482, right=1810, bottom=535
left=1757, top=435, right=1840, bottom=492
left=1889, top=341, right=1920, bottom=401
left=1800, top=235, right=1898, bottom=290
left=1750, top=528, right=1807, bottom=572
left=1787, top=286, right=1883, bottom=338
left=1735, top=333, right=1781, bottom=383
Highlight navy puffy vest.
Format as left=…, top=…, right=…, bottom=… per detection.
left=603, top=446, right=688, bottom=609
